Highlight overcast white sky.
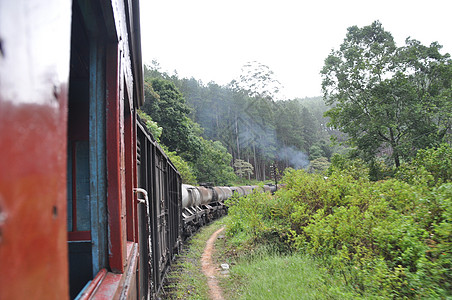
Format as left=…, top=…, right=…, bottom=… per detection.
left=140, top=0, right=452, bottom=99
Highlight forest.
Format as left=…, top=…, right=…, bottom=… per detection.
left=139, top=21, right=450, bottom=186
left=140, top=62, right=340, bottom=184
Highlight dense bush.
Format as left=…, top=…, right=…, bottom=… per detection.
left=396, top=143, right=452, bottom=187
left=226, top=145, right=452, bottom=298
left=225, top=187, right=291, bottom=253
left=163, top=148, right=197, bottom=185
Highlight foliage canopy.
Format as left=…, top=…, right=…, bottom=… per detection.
left=233, top=159, right=254, bottom=178
left=321, top=21, right=452, bottom=167
left=142, top=78, right=202, bottom=162
left=140, top=77, right=238, bottom=185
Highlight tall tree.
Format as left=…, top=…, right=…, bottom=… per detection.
left=142, top=78, right=202, bottom=161
left=194, top=138, right=236, bottom=185
left=321, top=21, right=452, bottom=167
left=230, top=61, right=285, bottom=100
left=233, top=159, right=254, bottom=178
left=300, top=106, right=317, bottom=153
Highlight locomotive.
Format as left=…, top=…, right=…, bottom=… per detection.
left=0, top=1, right=276, bottom=299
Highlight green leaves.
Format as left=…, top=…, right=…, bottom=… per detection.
left=192, top=137, right=236, bottom=185
left=226, top=143, right=451, bottom=297
left=397, top=143, right=452, bottom=186
left=233, top=159, right=254, bottom=178
left=142, top=75, right=238, bottom=185
left=322, top=21, right=452, bottom=167
left=142, top=78, right=201, bottom=159
left=137, top=109, right=162, bottom=141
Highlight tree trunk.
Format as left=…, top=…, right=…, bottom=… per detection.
left=389, top=128, right=400, bottom=168
left=393, top=150, right=400, bottom=168
left=215, top=105, right=219, bottom=140
left=235, top=114, right=240, bottom=159
left=253, top=143, right=257, bottom=181
left=247, top=155, right=251, bottom=181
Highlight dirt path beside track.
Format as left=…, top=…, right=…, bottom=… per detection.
left=201, top=226, right=225, bottom=300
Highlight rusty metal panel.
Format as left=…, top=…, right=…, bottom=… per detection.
left=213, top=187, right=225, bottom=201
left=136, top=123, right=152, bottom=299
left=0, top=0, right=72, bottom=299
left=197, top=186, right=213, bottom=205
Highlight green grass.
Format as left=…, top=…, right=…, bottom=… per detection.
left=165, top=216, right=373, bottom=300
left=164, top=218, right=227, bottom=299
left=212, top=216, right=370, bottom=300
left=221, top=254, right=367, bottom=300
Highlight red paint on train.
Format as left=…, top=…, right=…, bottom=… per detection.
left=0, top=95, right=70, bottom=298
left=0, top=0, right=73, bottom=298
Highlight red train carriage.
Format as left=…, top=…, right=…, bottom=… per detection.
left=0, top=0, right=166, bottom=299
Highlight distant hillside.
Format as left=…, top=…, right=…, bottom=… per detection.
left=144, top=64, right=343, bottom=180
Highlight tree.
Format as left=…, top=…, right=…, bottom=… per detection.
left=275, top=100, right=303, bottom=150
left=308, top=157, right=331, bottom=173
left=137, top=109, right=197, bottom=184
left=194, top=138, right=237, bottom=185
left=137, top=109, right=162, bottom=141
left=233, top=159, right=254, bottom=178
left=141, top=78, right=202, bottom=162
left=230, top=61, right=285, bottom=100
left=321, top=21, right=452, bottom=167
left=309, top=144, right=324, bottom=161
left=300, top=106, right=317, bottom=153
left=164, top=148, right=197, bottom=185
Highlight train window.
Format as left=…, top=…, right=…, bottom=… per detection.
left=75, top=141, right=91, bottom=231
left=67, top=3, right=92, bottom=297
left=67, top=1, right=108, bottom=297
left=67, top=141, right=91, bottom=235
left=67, top=0, right=91, bottom=242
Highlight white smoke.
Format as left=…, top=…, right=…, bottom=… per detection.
left=278, top=146, right=310, bottom=169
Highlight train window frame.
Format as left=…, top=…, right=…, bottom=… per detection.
left=67, top=140, right=92, bottom=241
left=67, top=0, right=109, bottom=297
